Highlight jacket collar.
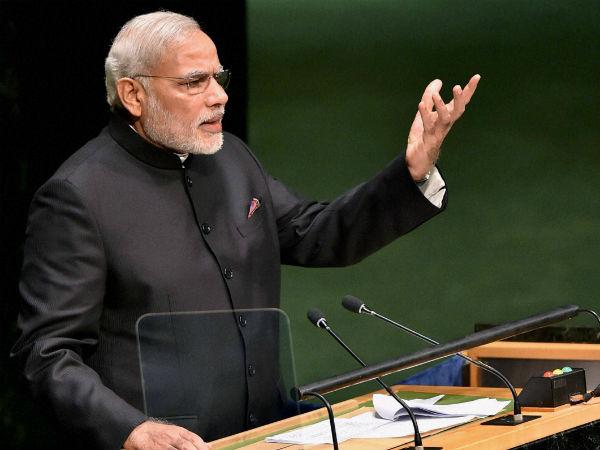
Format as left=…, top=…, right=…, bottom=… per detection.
left=108, top=113, right=189, bottom=170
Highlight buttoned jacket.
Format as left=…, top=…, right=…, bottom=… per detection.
left=13, top=115, right=445, bottom=449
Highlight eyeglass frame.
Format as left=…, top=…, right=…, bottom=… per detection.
left=132, top=68, right=231, bottom=94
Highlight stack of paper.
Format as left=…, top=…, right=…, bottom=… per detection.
left=373, top=393, right=510, bottom=420
left=266, top=394, right=510, bottom=445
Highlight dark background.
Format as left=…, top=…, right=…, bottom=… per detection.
left=2, top=0, right=600, bottom=448
left=0, top=1, right=246, bottom=447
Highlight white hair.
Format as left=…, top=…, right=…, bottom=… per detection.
left=104, top=11, right=201, bottom=112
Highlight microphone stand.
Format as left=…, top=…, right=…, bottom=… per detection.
left=578, top=308, right=600, bottom=328
left=304, top=391, right=339, bottom=450
left=294, top=304, right=581, bottom=418
left=342, top=296, right=540, bottom=426
left=309, top=309, right=441, bottom=450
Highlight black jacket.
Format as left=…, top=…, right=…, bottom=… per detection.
left=12, top=115, right=445, bottom=449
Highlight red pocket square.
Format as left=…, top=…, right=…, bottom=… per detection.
left=247, top=197, right=261, bottom=218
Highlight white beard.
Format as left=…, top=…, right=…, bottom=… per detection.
left=142, top=95, right=225, bottom=155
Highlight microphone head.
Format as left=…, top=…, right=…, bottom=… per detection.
left=342, top=295, right=364, bottom=314
left=307, top=308, right=327, bottom=328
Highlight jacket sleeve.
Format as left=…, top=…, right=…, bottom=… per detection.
left=11, top=179, right=147, bottom=450
left=270, top=154, right=447, bottom=267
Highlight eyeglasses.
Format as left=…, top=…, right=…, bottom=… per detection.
left=133, top=69, right=231, bottom=95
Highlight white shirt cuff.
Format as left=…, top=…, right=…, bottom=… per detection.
left=417, top=166, right=446, bottom=208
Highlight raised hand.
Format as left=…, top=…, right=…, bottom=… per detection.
left=406, top=74, right=481, bottom=181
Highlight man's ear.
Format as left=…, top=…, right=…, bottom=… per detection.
left=116, top=78, right=145, bottom=118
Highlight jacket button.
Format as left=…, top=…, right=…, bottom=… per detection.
left=238, top=315, right=247, bottom=327
left=201, top=223, right=211, bottom=234
left=186, top=176, right=193, bottom=187
left=223, top=268, right=233, bottom=279
left=248, top=364, right=256, bottom=376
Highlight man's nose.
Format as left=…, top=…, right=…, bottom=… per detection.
left=205, top=77, right=228, bottom=106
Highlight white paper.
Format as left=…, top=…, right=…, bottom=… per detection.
left=352, top=411, right=478, bottom=439
left=266, top=394, right=510, bottom=445
left=265, top=417, right=368, bottom=444
left=373, top=394, right=444, bottom=420
left=265, top=411, right=478, bottom=445
left=373, top=394, right=510, bottom=419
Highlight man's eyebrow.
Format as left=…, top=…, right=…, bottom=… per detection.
left=182, top=66, right=224, bottom=79
left=182, top=69, right=209, bottom=79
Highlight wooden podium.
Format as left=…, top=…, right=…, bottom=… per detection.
left=209, top=385, right=600, bottom=449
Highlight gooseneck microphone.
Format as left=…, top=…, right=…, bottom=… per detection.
left=294, top=313, right=341, bottom=450
left=307, top=308, right=441, bottom=450
left=342, top=295, right=539, bottom=426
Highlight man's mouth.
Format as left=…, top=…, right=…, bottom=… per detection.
left=199, top=114, right=223, bottom=132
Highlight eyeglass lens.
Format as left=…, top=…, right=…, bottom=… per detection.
left=186, top=70, right=230, bottom=94
left=214, top=70, right=230, bottom=90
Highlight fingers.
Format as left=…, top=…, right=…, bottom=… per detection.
left=460, top=74, right=481, bottom=106
left=425, top=78, right=443, bottom=94
left=407, top=74, right=480, bottom=179
left=439, top=74, right=481, bottom=122
left=174, top=440, right=195, bottom=450
left=169, top=436, right=203, bottom=450
left=180, top=429, right=210, bottom=450
left=123, top=421, right=209, bottom=450
left=447, top=85, right=463, bottom=120
left=418, top=101, right=435, bottom=133
left=432, top=92, right=451, bottom=124
left=421, top=79, right=442, bottom=111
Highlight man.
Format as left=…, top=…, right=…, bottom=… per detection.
left=12, top=11, right=479, bottom=450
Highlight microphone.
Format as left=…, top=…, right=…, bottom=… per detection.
left=307, top=308, right=328, bottom=329
left=342, top=295, right=540, bottom=426
left=297, top=304, right=580, bottom=399
left=307, top=308, right=442, bottom=450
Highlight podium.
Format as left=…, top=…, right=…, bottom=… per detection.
left=135, top=307, right=600, bottom=447
left=465, top=341, right=600, bottom=388
left=209, top=385, right=600, bottom=449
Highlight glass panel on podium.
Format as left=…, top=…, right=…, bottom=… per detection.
left=136, top=308, right=299, bottom=441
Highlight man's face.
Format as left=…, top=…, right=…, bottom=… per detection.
left=138, top=30, right=229, bottom=155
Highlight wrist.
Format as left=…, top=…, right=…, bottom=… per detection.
left=416, top=169, right=432, bottom=184
left=406, top=150, right=437, bottom=183
left=123, top=420, right=150, bottom=449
